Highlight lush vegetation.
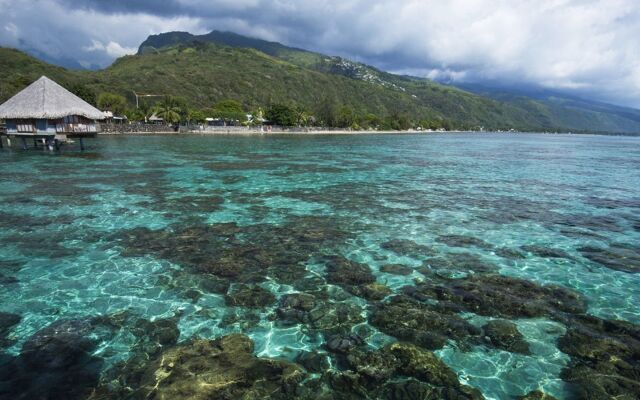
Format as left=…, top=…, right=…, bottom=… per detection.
left=1, top=32, right=640, bottom=133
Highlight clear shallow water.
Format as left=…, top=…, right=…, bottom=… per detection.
left=0, top=133, right=639, bottom=399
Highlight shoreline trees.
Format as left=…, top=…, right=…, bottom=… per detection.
left=97, top=91, right=463, bottom=131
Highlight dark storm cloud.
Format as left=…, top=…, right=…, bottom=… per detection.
left=58, top=0, right=266, bottom=18
left=1, top=0, right=639, bottom=107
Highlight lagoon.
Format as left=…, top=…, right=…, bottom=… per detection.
left=0, top=133, right=639, bottom=399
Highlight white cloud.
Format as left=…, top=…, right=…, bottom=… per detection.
left=104, top=41, right=137, bottom=58
left=4, top=22, right=18, bottom=37
left=83, top=39, right=136, bottom=58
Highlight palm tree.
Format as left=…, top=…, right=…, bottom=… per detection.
left=139, top=100, right=154, bottom=123
left=154, top=96, right=181, bottom=124
left=295, top=107, right=311, bottom=127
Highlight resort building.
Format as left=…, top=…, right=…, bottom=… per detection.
left=0, top=76, right=105, bottom=149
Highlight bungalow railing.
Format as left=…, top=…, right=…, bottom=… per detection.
left=55, top=123, right=99, bottom=133
left=17, top=123, right=36, bottom=133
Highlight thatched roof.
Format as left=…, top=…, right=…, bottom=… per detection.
left=0, top=76, right=105, bottom=120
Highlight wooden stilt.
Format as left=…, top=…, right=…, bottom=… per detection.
left=7, top=137, right=11, bottom=147
left=79, top=137, right=85, bottom=151
left=21, top=137, right=27, bottom=150
left=54, top=139, right=60, bottom=151
left=33, top=138, right=38, bottom=148
left=0, top=137, right=3, bottom=149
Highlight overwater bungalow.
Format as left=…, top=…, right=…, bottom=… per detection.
left=0, top=76, right=105, bottom=150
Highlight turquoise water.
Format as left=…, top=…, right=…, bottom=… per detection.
left=0, top=133, right=639, bottom=399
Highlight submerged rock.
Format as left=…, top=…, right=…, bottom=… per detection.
left=322, top=370, right=370, bottom=399
left=296, top=351, right=330, bottom=373
left=275, top=290, right=365, bottom=335
left=0, top=273, right=18, bottom=285
left=517, top=390, right=559, bottom=400
left=520, top=245, right=571, bottom=259
left=385, top=342, right=460, bottom=387
left=342, top=342, right=484, bottom=399
left=326, top=333, right=365, bottom=354
left=347, top=348, right=400, bottom=382
left=324, top=256, right=376, bottom=287
left=306, top=301, right=366, bottom=335
left=0, top=312, right=20, bottom=348
left=323, top=255, right=384, bottom=300
left=370, top=296, right=480, bottom=350
left=225, top=284, right=277, bottom=308
left=557, top=314, right=640, bottom=400
left=135, top=334, right=305, bottom=400
left=437, top=234, right=493, bottom=250
left=277, top=293, right=318, bottom=325
left=20, top=319, right=97, bottom=369
left=0, top=319, right=103, bottom=400
left=381, top=239, right=435, bottom=258
left=150, top=194, right=225, bottom=214
left=495, top=247, right=527, bottom=260
left=380, top=378, right=480, bottom=400
left=482, top=320, right=530, bottom=355
left=113, top=216, right=352, bottom=288
left=0, top=259, right=25, bottom=273
left=578, top=244, right=640, bottom=273
left=422, top=253, right=495, bottom=275
left=221, top=175, right=248, bottom=185
left=380, top=264, right=413, bottom=276
left=133, top=317, right=181, bottom=349
left=417, top=274, right=587, bottom=319
left=91, top=312, right=183, bottom=398
left=351, top=282, right=393, bottom=301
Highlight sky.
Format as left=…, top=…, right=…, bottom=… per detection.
left=1, top=0, right=639, bottom=108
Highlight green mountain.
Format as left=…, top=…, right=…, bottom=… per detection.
left=458, top=83, right=640, bottom=134
left=1, top=31, right=639, bottom=133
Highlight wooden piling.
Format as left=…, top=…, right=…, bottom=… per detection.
left=21, top=137, right=27, bottom=150
left=79, top=137, right=85, bottom=151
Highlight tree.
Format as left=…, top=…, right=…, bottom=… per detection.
left=337, top=106, right=355, bottom=128
left=137, top=100, right=154, bottom=123
left=294, top=106, right=311, bottom=127
left=315, top=96, right=338, bottom=127
left=187, top=109, right=206, bottom=124
left=266, top=104, right=297, bottom=127
left=361, top=113, right=382, bottom=130
left=211, top=99, right=246, bottom=124
left=383, top=112, right=412, bottom=131
left=123, top=107, right=143, bottom=122
left=70, top=84, right=96, bottom=106
left=153, top=96, right=182, bottom=124
left=248, top=107, right=265, bottom=127
left=97, top=92, right=127, bottom=115
left=172, top=96, right=189, bottom=121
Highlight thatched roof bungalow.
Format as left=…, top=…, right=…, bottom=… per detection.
left=0, top=76, right=105, bottom=139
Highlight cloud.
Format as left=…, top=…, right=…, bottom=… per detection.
left=83, top=39, right=137, bottom=58
left=0, top=0, right=638, bottom=107
left=4, top=22, right=18, bottom=37
left=0, top=0, right=205, bottom=68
